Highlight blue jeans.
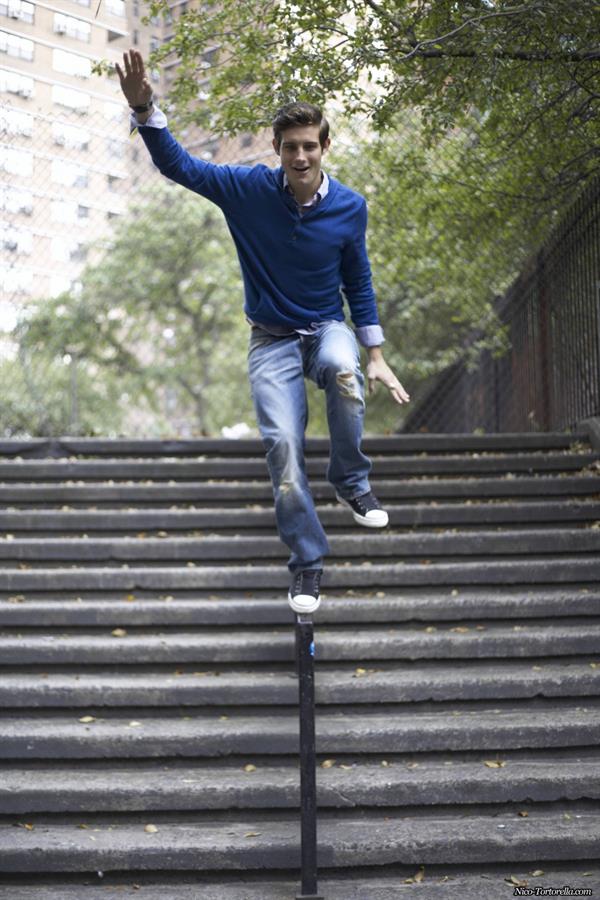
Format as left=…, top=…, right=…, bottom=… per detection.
left=247, top=321, right=372, bottom=573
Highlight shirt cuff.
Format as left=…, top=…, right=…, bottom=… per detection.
left=129, top=104, right=168, bottom=134
left=355, top=324, right=385, bottom=347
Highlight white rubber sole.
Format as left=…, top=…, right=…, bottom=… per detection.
left=336, top=494, right=389, bottom=528
left=288, top=591, right=321, bottom=615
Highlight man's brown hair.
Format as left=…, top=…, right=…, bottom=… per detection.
left=272, top=101, right=330, bottom=150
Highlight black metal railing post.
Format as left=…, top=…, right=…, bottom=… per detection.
left=295, top=612, right=323, bottom=900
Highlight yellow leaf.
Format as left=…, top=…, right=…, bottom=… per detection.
left=518, top=810, right=529, bottom=817
left=128, top=720, right=142, bottom=727
left=414, top=866, right=425, bottom=883
left=531, top=869, right=544, bottom=876
left=376, top=591, right=386, bottom=598
left=451, top=589, right=459, bottom=596
left=506, top=875, right=527, bottom=886
left=219, top=715, right=229, bottom=721
left=244, top=831, right=262, bottom=838
left=144, top=824, right=159, bottom=833
left=77, top=824, right=89, bottom=829
left=425, top=626, right=437, bottom=633
left=450, top=626, right=469, bottom=633
left=381, top=760, right=389, bottom=767
left=79, top=715, right=96, bottom=723
left=484, top=760, right=506, bottom=768
left=339, top=764, right=353, bottom=770
left=321, top=759, right=336, bottom=768
left=111, top=628, right=127, bottom=637
left=244, top=764, right=257, bottom=773
left=354, top=667, right=367, bottom=677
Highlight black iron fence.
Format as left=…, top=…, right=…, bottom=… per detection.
left=402, top=177, right=600, bottom=434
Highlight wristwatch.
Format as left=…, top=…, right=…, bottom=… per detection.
left=131, top=99, right=154, bottom=113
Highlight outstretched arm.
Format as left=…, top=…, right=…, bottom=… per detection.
left=115, top=49, right=154, bottom=124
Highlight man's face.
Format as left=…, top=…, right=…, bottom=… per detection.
left=273, top=124, right=330, bottom=197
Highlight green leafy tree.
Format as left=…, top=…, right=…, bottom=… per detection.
left=148, top=0, right=599, bottom=204
left=16, top=184, right=256, bottom=436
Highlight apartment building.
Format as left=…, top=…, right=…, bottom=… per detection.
left=0, top=0, right=162, bottom=331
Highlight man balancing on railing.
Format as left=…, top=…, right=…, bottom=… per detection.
left=116, top=49, right=410, bottom=616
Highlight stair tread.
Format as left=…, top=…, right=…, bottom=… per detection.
left=0, top=806, right=599, bottom=870
left=1, top=865, right=599, bottom=900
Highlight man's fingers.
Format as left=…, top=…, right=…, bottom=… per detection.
left=122, top=51, right=132, bottom=76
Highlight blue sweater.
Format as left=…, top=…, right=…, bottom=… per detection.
left=137, top=124, right=381, bottom=336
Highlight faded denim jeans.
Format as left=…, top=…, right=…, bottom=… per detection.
left=247, top=321, right=372, bottom=573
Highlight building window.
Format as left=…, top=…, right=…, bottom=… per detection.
left=0, top=30, right=34, bottom=60
left=53, top=48, right=91, bottom=78
left=0, top=67, right=33, bottom=97
left=1, top=265, right=32, bottom=294
left=77, top=204, right=89, bottom=219
left=0, top=106, right=32, bottom=136
left=106, top=138, right=125, bottom=159
left=51, top=159, right=89, bottom=188
left=72, top=0, right=90, bottom=6
left=1, top=221, right=32, bottom=254
left=105, top=0, right=125, bottom=16
left=103, top=99, right=122, bottom=120
left=0, top=0, right=34, bottom=24
left=54, top=13, right=91, bottom=42
left=52, top=84, right=90, bottom=113
left=0, top=146, right=32, bottom=175
left=1, top=187, right=33, bottom=215
left=53, top=121, right=90, bottom=150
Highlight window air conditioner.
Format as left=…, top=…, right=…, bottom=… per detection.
left=19, top=87, right=32, bottom=98
left=55, top=24, right=68, bottom=34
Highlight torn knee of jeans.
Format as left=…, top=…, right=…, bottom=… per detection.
left=336, top=370, right=362, bottom=401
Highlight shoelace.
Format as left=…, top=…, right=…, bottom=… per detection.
left=293, top=569, right=322, bottom=597
left=354, top=492, right=380, bottom=514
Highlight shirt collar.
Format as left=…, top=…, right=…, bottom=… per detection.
left=283, top=170, right=329, bottom=206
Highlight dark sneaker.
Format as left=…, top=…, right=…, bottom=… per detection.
left=288, top=568, right=322, bottom=614
left=336, top=490, right=389, bottom=528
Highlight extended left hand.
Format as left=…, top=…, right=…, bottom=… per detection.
left=366, top=356, right=410, bottom=405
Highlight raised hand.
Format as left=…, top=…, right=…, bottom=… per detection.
left=115, top=49, right=153, bottom=108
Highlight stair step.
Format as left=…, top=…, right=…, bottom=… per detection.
left=1, top=704, right=598, bottom=758
left=1, top=586, right=598, bottom=627
left=1, top=865, right=599, bottom=900
left=0, top=452, right=596, bottom=481
left=1, top=529, right=599, bottom=564
left=1, top=621, right=599, bottom=665
left=2, top=753, right=600, bottom=813
left=2, top=659, right=598, bottom=706
left=1, top=432, right=588, bottom=457
left=1, top=558, right=599, bottom=591
left=3, top=500, right=599, bottom=533
left=0, top=805, right=598, bottom=870
left=1, top=476, right=598, bottom=506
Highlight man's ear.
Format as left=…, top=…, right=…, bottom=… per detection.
left=272, top=137, right=280, bottom=156
left=322, top=137, right=331, bottom=154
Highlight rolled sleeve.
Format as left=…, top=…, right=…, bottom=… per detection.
left=355, top=324, right=385, bottom=347
left=129, top=104, right=168, bottom=134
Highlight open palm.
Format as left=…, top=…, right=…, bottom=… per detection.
left=115, top=49, right=152, bottom=108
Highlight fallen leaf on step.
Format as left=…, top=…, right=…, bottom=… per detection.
left=450, top=626, right=469, bottom=633
left=244, top=832, right=262, bottom=838
left=484, top=760, right=506, bottom=768
left=353, top=668, right=367, bottom=677
left=111, top=628, right=127, bottom=637
left=15, top=822, right=34, bottom=830
left=244, top=764, right=257, bottom=773
left=414, top=866, right=425, bottom=882
left=125, top=594, right=136, bottom=602
left=79, top=716, right=96, bottom=723
left=157, top=531, right=168, bottom=538
left=451, top=589, right=459, bottom=596
left=506, top=875, right=527, bottom=887
left=530, top=870, right=544, bottom=876
left=339, top=764, right=353, bottom=770
left=77, top=824, right=89, bottom=829
left=7, top=595, right=25, bottom=603
left=590, top=663, right=599, bottom=668
left=219, top=715, right=229, bottom=721
left=518, top=810, right=529, bottom=817
left=381, top=760, right=389, bottom=767
left=128, top=721, right=142, bottom=727
left=376, top=591, right=386, bottom=598
left=144, top=824, right=158, bottom=833
left=425, top=626, right=437, bottom=633
left=320, top=759, right=336, bottom=768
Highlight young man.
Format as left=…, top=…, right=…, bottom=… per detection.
left=116, top=50, right=410, bottom=616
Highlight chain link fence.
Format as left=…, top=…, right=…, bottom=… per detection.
left=2, top=75, right=598, bottom=437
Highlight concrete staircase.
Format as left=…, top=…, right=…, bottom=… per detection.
left=0, top=432, right=599, bottom=899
